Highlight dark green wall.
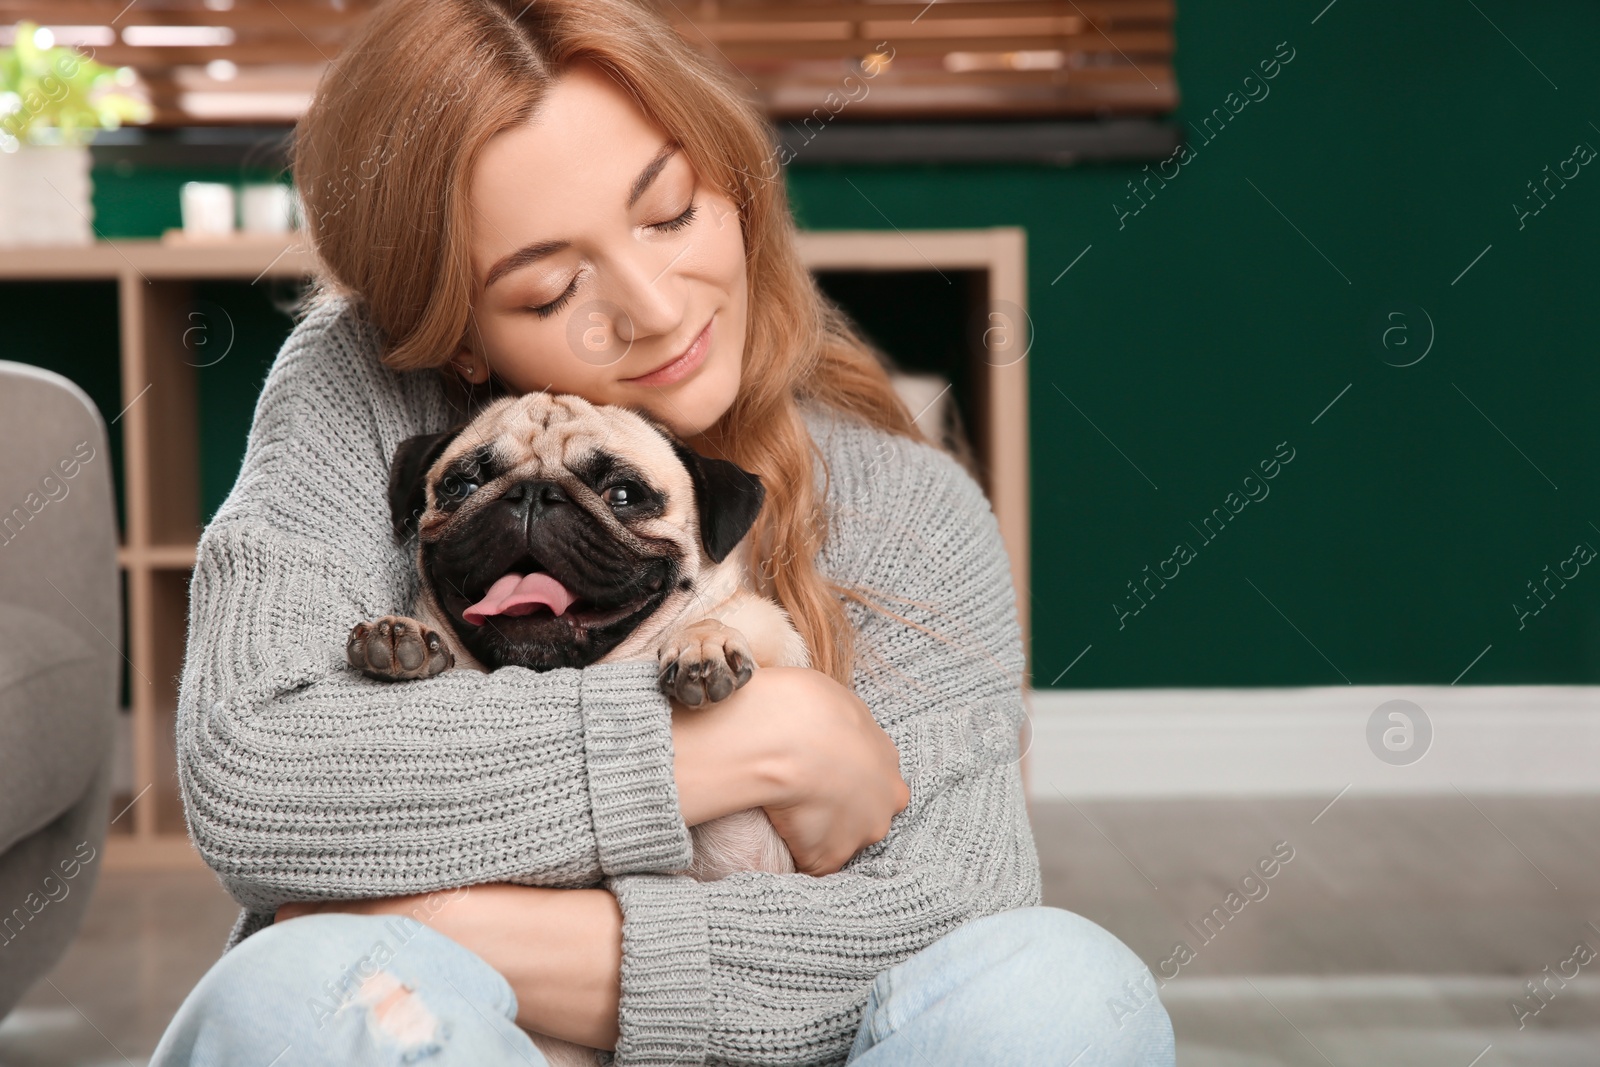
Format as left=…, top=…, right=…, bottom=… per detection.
left=90, top=161, right=285, bottom=239
left=789, top=0, right=1600, bottom=688
left=188, top=281, right=303, bottom=521
left=0, top=283, right=125, bottom=532
left=14, top=0, right=1598, bottom=688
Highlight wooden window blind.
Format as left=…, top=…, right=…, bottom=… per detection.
left=664, top=1, right=1177, bottom=119
left=1, top=0, right=1176, bottom=124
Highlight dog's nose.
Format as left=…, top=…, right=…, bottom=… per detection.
left=502, top=479, right=569, bottom=516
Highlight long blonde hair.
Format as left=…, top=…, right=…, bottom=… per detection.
left=293, top=0, right=931, bottom=686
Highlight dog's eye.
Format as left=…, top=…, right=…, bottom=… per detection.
left=437, top=474, right=480, bottom=506
left=602, top=482, right=641, bottom=508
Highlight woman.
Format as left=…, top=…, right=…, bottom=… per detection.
left=152, top=1, right=1175, bottom=1064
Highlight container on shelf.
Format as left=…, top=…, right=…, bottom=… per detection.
left=179, top=181, right=236, bottom=238
left=0, top=144, right=94, bottom=246
left=240, top=182, right=295, bottom=235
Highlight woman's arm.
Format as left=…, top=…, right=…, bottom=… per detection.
left=272, top=662, right=908, bottom=1051
left=179, top=297, right=693, bottom=924
left=280, top=884, right=628, bottom=1048
left=596, top=417, right=1041, bottom=1067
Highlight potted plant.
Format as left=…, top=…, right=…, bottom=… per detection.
left=0, top=22, right=151, bottom=245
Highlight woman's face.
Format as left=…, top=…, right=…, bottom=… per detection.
left=459, top=59, right=748, bottom=444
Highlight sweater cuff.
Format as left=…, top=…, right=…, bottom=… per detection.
left=579, top=660, right=694, bottom=875
left=604, top=873, right=711, bottom=1066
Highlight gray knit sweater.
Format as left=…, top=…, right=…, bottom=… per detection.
left=175, top=294, right=1040, bottom=1067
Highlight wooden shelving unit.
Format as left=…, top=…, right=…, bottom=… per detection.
left=798, top=227, right=1031, bottom=656
left=1, top=228, right=1028, bottom=869
left=0, top=238, right=317, bottom=871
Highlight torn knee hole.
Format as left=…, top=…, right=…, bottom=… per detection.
left=357, top=971, right=441, bottom=1046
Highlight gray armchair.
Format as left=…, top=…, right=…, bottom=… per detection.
left=0, top=361, right=119, bottom=1018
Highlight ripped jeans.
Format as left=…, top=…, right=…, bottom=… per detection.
left=149, top=905, right=1175, bottom=1066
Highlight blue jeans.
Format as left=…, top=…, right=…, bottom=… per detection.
left=150, top=905, right=1175, bottom=1066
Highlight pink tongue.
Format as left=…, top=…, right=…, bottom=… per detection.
left=463, top=572, right=576, bottom=626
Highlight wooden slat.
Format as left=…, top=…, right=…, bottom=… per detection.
left=676, top=2, right=1173, bottom=22
left=675, top=16, right=1100, bottom=42
left=675, top=15, right=1172, bottom=42
left=0, top=2, right=375, bottom=29
left=861, top=17, right=1094, bottom=39
left=766, top=86, right=1174, bottom=120
left=712, top=32, right=1172, bottom=63
left=760, top=68, right=1175, bottom=85
left=759, top=65, right=1175, bottom=119
left=84, top=44, right=344, bottom=67
left=759, top=65, right=1174, bottom=89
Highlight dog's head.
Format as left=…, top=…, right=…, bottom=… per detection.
left=388, top=393, right=764, bottom=672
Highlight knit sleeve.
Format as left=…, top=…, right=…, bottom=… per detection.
left=175, top=299, right=691, bottom=921
left=601, top=425, right=1042, bottom=1067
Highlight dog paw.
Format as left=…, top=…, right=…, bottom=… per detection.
left=347, top=616, right=455, bottom=681
left=657, top=620, right=755, bottom=707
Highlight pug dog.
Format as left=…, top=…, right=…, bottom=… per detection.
left=344, top=393, right=808, bottom=1065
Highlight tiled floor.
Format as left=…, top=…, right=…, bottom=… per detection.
left=2, top=797, right=1597, bottom=1065
left=1033, top=796, right=1600, bottom=1066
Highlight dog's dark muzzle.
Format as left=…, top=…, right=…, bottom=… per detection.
left=420, top=478, right=675, bottom=670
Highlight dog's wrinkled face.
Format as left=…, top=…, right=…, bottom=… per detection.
left=387, top=393, right=763, bottom=672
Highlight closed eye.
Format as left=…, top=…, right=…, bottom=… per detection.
left=526, top=201, right=694, bottom=319
left=528, top=276, right=580, bottom=320
left=650, top=199, right=698, bottom=234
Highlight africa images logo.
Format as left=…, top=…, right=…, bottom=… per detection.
left=1113, top=441, right=1296, bottom=630
left=1114, top=41, right=1298, bottom=229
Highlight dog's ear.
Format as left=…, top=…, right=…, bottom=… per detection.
left=666, top=439, right=766, bottom=564
left=387, top=425, right=466, bottom=541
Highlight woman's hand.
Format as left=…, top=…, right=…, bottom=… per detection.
left=274, top=885, right=625, bottom=1050
left=757, top=668, right=911, bottom=875
left=671, top=665, right=909, bottom=876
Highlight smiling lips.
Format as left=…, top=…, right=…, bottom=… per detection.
left=463, top=572, right=576, bottom=625
left=623, top=315, right=712, bottom=386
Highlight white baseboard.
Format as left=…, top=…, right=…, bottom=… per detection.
left=1023, top=686, right=1600, bottom=798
